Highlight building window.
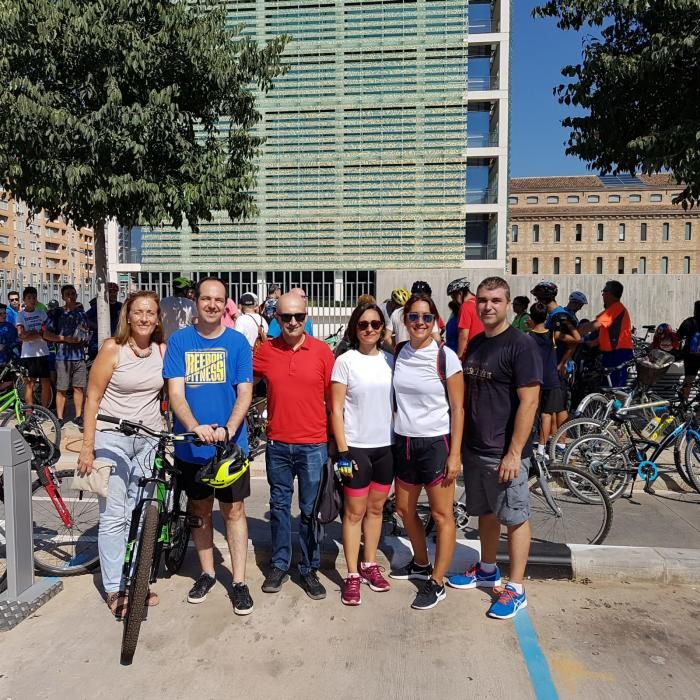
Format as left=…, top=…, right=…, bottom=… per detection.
left=618, top=223, right=625, bottom=241
left=618, top=256, right=625, bottom=274
left=597, top=223, right=604, bottom=241
left=575, top=224, right=583, bottom=242
left=511, top=224, right=518, bottom=243
left=596, top=257, right=604, bottom=274
left=685, top=222, right=692, bottom=240
left=629, top=194, right=641, bottom=202
left=662, top=222, right=670, bottom=241
left=532, top=224, right=540, bottom=242
left=587, top=195, right=600, bottom=203
left=639, top=256, right=646, bottom=274
left=547, top=196, right=559, bottom=204
left=554, top=224, right=561, bottom=242
left=683, top=257, right=691, bottom=274
left=574, top=257, right=582, bottom=274
left=532, top=257, right=539, bottom=274
left=640, top=223, right=647, bottom=241
left=553, top=257, right=560, bottom=274
left=567, top=195, right=580, bottom=203
left=508, top=196, right=518, bottom=205
left=650, top=193, right=663, bottom=202
left=526, top=196, right=538, bottom=204
left=608, top=194, right=621, bottom=203
left=661, top=256, right=669, bottom=274
left=511, top=257, right=518, bottom=274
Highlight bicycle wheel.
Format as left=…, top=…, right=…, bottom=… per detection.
left=683, top=434, right=700, bottom=493
left=673, top=431, right=696, bottom=488
left=548, top=417, right=619, bottom=461
left=2, top=404, right=61, bottom=453
left=529, top=465, right=613, bottom=545
left=31, top=469, right=100, bottom=575
left=121, top=503, right=159, bottom=666
left=577, top=393, right=611, bottom=420
left=562, top=434, right=631, bottom=501
left=163, top=483, right=190, bottom=575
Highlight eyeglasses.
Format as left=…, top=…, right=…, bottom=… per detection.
left=357, top=320, right=383, bottom=331
left=407, top=312, right=435, bottom=324
left=279, top=313, right=307, bottom=323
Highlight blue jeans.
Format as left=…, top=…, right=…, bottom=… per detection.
left=602, top=348, right=634, bottom=388
left=265, top=440, right=327, bottom=575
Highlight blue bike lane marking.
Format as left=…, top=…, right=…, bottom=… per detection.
left=513, top=608, right=559, bottom=700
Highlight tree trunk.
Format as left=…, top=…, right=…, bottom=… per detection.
left=93, top=219, right=111, bottom=347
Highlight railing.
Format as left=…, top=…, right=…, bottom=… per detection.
left=467, top=133, right=499, bottom=148
left=466, top=187, right=498, bottom=204
left=467, top=75, right=500, bottom=91
left=468, top=19, right=500, bottom=34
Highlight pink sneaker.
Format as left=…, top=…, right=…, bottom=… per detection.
left=359, top=563, right=391, bottom=592
left=342, top=575, right=362, bottom=606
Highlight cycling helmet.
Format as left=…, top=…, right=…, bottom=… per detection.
left=173, top=276, right=193, bottom=292
left=655, top=323, right=672, bottom=335
left=411, top=280, right=432, bottom=296
left=531, top=281, right=558, bottom=301
left=447, top=277, right=470, bottom=296
left=47, top=299, right=59, bottom=310
left=568, top=291, right=588, bottom=305
left=195, top=442, right=249, bottom=489
left=391, top=288, right=411, bottom=306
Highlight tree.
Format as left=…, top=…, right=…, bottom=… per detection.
left=534, top=1, right=700, bottom=208
left=0, top=0, right=288, bottom=341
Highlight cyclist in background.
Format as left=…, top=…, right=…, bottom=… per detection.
left=445, top=278, right=470, bottom=352
left=0, top=304, right=19, bottom=363
left=78, top=291, right=165, bottom=619
left=565, top=291, right=588, bottom=322
left=379, top=288, right=409, bottom=327
left=6, top=291, right=20, bottom=326
left=330, top=302, right=394, bottom=606
left=511, top=296, right=530, bottom=333
left=652, top=323, right=680, bottom=355
left=457, top=278, right=484, bottom=360
left=15, top=286, right=51, bottom=406
left=261, top=283, right=282, bottom=323
left=389, top=293, right=464, bottom=611
left=160, top=277, right=198, bottom=341
left=677, top=300, right=700, bottom=400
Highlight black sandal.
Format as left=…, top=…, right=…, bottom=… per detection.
left=106, top=592, right=128, bottom=620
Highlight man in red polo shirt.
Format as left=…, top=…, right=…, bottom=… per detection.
left=457, top=283, right=484, bottom=360
left=253, top=292, right=335, bottom=600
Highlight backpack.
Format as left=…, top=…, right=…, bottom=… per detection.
left=312, top=457, right=344, bottom=542
left=688, top=318, right=700, bottom=355
left=251, top=314, right=268, bottom=355
left=393, top=340, right=449, bottom=411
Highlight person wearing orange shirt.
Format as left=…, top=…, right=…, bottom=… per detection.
left=579, top=280, right=633, bottom=387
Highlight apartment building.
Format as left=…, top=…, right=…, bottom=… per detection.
left=0, top=197, right=95, bottom=301
left=508, top=174, right=698, bottom=276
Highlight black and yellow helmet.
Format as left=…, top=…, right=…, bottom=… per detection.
left=195, top=442, right=249, bottom=489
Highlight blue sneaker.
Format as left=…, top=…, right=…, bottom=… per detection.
left=487, top=584, right=527, bottom=619
left=447, top=563, right=501, bottom=590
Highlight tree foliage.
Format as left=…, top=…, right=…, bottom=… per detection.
left=0, top=0, right=288, bottom=229
left=534, top=0, right=700, bottom=208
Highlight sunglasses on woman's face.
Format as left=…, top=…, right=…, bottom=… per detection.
left=407, top=312, right=435, bottom=324
left=357, top=320, right=383, bottom=331
left=279, top=312, right=307, bottom=323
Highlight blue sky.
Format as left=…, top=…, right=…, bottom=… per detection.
left=510, top=1, right=590, bottom=177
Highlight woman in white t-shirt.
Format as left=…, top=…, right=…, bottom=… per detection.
left=389, top=293, right=464, bottom=611
left=331, top=302, right=394, bottom=607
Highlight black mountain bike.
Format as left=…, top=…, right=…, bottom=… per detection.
left=96, top=415, right=199, bottom=665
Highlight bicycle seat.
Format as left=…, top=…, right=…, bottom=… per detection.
left=642, top=325, right=656, bottom=332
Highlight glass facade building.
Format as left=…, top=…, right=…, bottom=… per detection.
left=131, top=0, right=510, bottom=273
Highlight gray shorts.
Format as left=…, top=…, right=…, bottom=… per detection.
left=56, top=359, right=87, bottom=391
left=463, top=448, right=531, bottom=527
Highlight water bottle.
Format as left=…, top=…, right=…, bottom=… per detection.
left=642, top=414, right=662, bottom=439
left=650, top=415, right=675, bottom=442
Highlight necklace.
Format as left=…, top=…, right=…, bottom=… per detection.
left=128, top=337, right=152, bottom=358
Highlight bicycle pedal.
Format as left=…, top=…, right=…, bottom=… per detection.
left=186, top=515, right=203, bottom=528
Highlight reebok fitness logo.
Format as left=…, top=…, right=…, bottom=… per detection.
left=185, top=350, right=226, bottom=384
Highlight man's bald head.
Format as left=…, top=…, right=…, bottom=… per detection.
left=289, top=287, right=308, bottom=301
left=277, top=292, right=307, bottom=314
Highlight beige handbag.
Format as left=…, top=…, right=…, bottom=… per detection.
left=71, top=459, right=113, bottom=498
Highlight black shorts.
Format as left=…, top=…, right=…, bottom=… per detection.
left=21, top=356, right=50, bottom=379
left=683, top=356, right=700, bottom=378
left=541, top=385, right=565, bottom=414
left=175, top=456, right=251, bottom=504
left=393, top=434, right=449, bottom=488
left=344, top=445, right=394, bottom=497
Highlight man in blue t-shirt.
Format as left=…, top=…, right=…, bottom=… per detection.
left=164, top=277, right=254, bottom=614
left=0, top=304, right=19, bottom=364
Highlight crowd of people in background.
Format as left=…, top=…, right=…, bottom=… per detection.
left=3, top=273, right=700, bottom=623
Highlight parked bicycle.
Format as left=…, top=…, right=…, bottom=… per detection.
left=96, top=415, right=198, bottom=665
left=246, top=396, right=267, bottom=458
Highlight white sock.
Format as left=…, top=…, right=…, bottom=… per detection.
left=480, top=561, right=497, bottom=574
left=347, top=572, right=360, bottom=579
left=536, top=443, right=545, bottom=455
left=361, top=561, right=376, bottom=569
left=509, top=582, right=524, bottom=594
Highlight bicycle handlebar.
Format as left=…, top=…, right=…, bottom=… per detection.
left=96, top=414, right=202, bottom=444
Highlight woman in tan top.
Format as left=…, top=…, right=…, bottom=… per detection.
left=78, top=291, right=165, bottom=618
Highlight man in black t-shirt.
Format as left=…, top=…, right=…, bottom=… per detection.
left=677, top=300, right=700, bottom=400
left=447, top=276, right=541, bottom=620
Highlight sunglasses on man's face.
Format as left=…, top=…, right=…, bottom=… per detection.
left=357, top=320, right=383, bottom=331
left=279, top=312, right=307, bottom=323
left=407, top=312, right=435, bottom=324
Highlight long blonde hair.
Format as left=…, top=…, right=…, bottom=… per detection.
left=113, top=291, right=164, bottom=345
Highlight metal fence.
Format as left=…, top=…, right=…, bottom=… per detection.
left=0, top=274, right=97, bottom=310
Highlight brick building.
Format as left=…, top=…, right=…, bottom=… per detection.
left=0, top=196, right=95, bottom=302
left=508, top=174, right=698, bottom=276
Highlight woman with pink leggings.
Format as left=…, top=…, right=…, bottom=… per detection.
left=330, top=301, right=395, bottom=606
